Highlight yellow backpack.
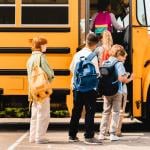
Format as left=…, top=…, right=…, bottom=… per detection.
left=29, top=55, right=52, bottom=103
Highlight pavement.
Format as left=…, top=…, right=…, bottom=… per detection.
left=0, top=131, right=150, bottom=150
left=0, top=117, right=141, bottom=124
left=0, top=118, right=150, bottom=150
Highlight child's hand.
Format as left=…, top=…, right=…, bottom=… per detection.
left=129, top=73, right=134, bottom=81
left=126, top=72, right=130, bottom=77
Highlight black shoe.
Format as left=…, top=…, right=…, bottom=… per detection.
left=68, top=136, right=79, bottom=142
left=84, top=137, right=102, bottom=145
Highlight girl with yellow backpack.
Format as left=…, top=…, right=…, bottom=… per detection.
left=27, top=37, right=54, bottom=144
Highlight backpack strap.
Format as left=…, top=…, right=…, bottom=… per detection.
left=33, top=53, right=43, bottom=67
left=86, top=52, right=97, bottom=61
left=112, top=60, right=121, bottom=66
left=105, top=59, right=119, bottom=66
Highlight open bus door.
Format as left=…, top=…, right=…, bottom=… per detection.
left=79, top=0, right=132, bottom=115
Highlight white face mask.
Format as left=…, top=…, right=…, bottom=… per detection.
left=41, top=45, right=47, bottom=52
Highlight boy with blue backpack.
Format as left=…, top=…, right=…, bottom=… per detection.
left=68, top=33, right=101, bottom=145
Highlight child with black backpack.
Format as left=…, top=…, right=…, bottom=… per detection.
left=68, top=33, right=101, bottom=145
left=98, top=44, right=130, bottom=141
left=111, top=45, right=134, bottom=136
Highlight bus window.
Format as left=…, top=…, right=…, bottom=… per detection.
left=21, top=0, right=68, bottom=25
left=22, top=0, right=68, bottom=4
left=79, top=0, right=98, bottom=46
left=137, top=0, right=146, bottom=25
left=79, top=0, right=86, bottom=45
left=145, top=0, right=150, bottom=25
left=0, top=0, right=15, bottom=25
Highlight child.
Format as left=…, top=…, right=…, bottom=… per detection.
left=27, top=37, right=54, bottom=144
left=105, top=44, right=133, bottom=136
left=98, top=45, right=130, bottom=141
left=90, top=0, right=124, bottom=35
left=69, top=33, right=101, bottom=145
left=95, top=30, right=113, bottom=66
left=113, top=46, right=133, bottom=136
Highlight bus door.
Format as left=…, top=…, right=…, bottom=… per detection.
left=79, top=0, right=132, bottom=114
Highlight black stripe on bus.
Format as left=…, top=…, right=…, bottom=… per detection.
left=0, top=88, right=70, bottom=96
left=0, top=27, right=70, bottom=32
left=0, top=88, right=3, bottom=95
left=52, top=88, right=70, bottom=95
left=0, top=69, right=70, bottom=76
left=0, top=47, right=70, bottom=54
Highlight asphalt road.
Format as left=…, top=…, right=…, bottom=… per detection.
left=0, top=118, right=150, bottom=150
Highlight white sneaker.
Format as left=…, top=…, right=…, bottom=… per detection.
left=29, top=140, right=35, bottom=143
left=110, top=134, right=119, bottom=141
left=98, top=134, right=105, bottom=140
left=35, top=139, right=50, bottom=144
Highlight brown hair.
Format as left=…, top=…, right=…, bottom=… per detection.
left=86, top=33, right=99, bottom=47
left=29, top=37, right=47, bottom=51
left=110, top=44, right=127, bottom=57
left=110, top=44, right=126, bottom=56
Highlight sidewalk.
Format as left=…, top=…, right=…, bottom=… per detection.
left=0, top=117, right=141, bottom=124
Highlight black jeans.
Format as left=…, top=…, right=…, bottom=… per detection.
left=69, top=90, right=97, bottom=139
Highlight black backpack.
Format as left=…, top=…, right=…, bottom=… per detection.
left=98, top=60, right=119, bottom=96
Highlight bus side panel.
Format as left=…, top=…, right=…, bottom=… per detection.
left=132, top=28, right=148, bottom=117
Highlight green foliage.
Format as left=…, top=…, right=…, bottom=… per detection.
left=51, top=110, right=69, bottom=118
left=0, top=108, right=69, bottom=118
left=0, top=108, right=30, bottom=118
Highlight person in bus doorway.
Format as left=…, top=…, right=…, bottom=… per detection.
left=27, top=37, right=54, bottom=144
left=68, top=33, right=102, bottom=145
left=90, top=0, right=124, bottom=37
left=98, top=45, right=130, bottom=141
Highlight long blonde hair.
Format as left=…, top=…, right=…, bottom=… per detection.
left=101, top=30, right=113, bottom=51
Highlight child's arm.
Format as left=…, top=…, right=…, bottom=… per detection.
left=124, top=73, right=134, bottom=83
left=119, top=73, right=134, bottom=83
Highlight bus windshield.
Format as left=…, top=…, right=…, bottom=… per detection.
left=145, top=0, right=150, bottom=25
left=137, top=0, right=150, bottom=26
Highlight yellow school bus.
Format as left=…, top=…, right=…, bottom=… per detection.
left=0, top=0, right=78, bottom=115
left=0, top=0, right=150, bottom=122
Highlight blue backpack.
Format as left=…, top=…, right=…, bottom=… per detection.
left=74, top=52, right=98, bottom=92
left=98, top=60, right=119, bottom=96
